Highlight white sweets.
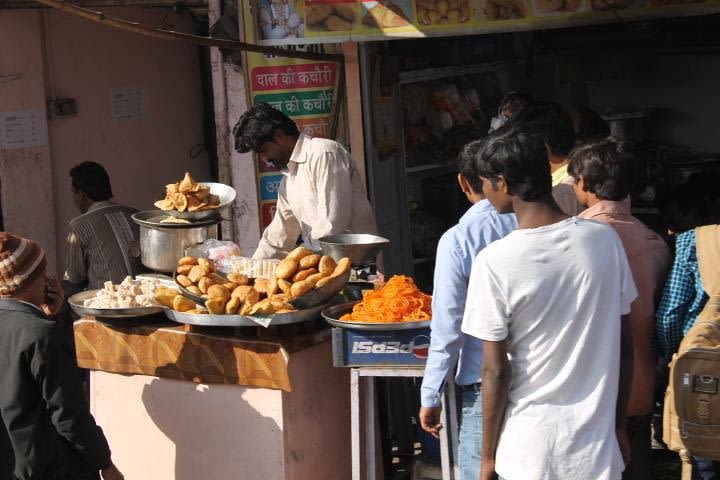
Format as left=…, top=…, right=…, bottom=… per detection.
left=83, top=277, right=160, bottom=309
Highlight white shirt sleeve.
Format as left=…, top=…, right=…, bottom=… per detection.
left=461, top=251, right=510, bottom=341
left=253, top=180, right=302, bottom=260
left=307, top=151, right=353, bottom=241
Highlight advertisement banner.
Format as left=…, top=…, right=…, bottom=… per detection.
left=243, top=0, right=720, bottom=45
left=242, top=35, right=342, bottom=229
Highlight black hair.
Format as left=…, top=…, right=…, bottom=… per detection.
left=69, top=162, right=113, bottom=201
left=509, top=102, right=575, bottom=157
left=473, top=128, right=552, bottom=201
left=232, top=102, right=300, bottom=153
left=457, top=140, right=486, bottom=194
left=573, top=106, right=610, bottom=143
left=567, top=137, right=631, bottom=201
left=499, top=92, right=534, bottom=118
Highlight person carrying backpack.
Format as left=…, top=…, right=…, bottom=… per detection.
left=659, top=224, right=720, bottom=479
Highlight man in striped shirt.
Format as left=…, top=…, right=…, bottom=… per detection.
left=63, top=162, right=143, bottom=293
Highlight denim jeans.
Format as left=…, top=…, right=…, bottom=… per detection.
left=458, top=385, right=483, bottom=480
left=693, top=457, right=720, bottom=480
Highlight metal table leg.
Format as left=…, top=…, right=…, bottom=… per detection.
left=352, top=367, right=456, bottom=479
left=364, top=375, right=376, bottom=480
left=351, top=369, right=361, bottom=480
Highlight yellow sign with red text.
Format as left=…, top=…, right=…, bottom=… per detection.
left=243, top=40, right=342, bottom=228
left=243, top=0, right=720, bottom=45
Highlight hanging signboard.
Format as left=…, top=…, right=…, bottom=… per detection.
left=242, top=0, right=720, bottom=45
left=242, top=36, right=343, bottom=228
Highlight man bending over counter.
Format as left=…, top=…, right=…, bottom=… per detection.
left=233, top=103, right=377, bottom=260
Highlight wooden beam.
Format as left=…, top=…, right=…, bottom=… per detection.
left=23, top=0, right=345, bottom=62
left=342, top=42, right=366, bottom=185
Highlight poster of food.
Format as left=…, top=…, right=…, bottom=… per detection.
left=243, top=0, right=720, bottom=44
left=240, top=26, right=342, bottom=228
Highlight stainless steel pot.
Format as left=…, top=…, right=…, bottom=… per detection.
left=601, top=112, right=646, bottom=143
left=131, top=210, right=220, bottom=272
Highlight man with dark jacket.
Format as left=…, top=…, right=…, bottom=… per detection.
left=0, top=232, right=123, bottom=480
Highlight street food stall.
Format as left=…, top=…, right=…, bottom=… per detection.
left=40, top=0, right=720, bottom=477
left=66, top=173, right=384, bottom=479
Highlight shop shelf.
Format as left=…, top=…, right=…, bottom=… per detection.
left=406, top=162, right=457, bottom=175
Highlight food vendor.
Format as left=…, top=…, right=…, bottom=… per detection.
left=233, top=103, right=377, bottom=259
left=63, top=162, right=144, bottom=294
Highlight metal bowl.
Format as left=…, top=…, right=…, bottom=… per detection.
left=318, top=234, right=390, bottom=266
left=162, top=182, right=236, bottom=221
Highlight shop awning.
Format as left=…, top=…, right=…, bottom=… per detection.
left=242, top=0, right=720, bottom=45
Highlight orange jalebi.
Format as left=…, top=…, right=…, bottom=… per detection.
left=341, top=275, right=432, bottom=323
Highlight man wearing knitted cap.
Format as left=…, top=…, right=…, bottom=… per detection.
left=0, top=233, right=124, bottom=480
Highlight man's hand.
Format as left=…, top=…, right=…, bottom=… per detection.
left=41, top=275, right=65, bottom=317
left=101, top=463, right=124, bottom=480
left=480, top=459, right=497, bottom=480
left=418, top=406, right=443, bottom=439
left=616, top=426, right=632, bottom=467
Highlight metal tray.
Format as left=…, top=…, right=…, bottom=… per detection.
left=321, top=301, right=431, bottom=331
left=68, top=290, right=165, bottom=318
left=174, top=269, right=351, bottom=310
left=164, top=302, right=327, bottom=327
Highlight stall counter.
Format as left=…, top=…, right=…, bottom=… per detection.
left=75, top=316, right=351, bottom=480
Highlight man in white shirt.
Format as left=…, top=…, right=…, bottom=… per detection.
left=233, top=103, right=377, bottom=259
left=460, top=128, right=637, bottom=480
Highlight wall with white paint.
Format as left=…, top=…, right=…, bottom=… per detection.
left=0, top=6, right=210, bottom=274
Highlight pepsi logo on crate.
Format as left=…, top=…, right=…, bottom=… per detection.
left=332, top=327, right=431, bottom=367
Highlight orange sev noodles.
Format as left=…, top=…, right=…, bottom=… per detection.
left=341, top=275, right=432, bottom=323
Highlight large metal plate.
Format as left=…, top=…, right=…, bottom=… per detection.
left=163, top=182, right=236, bottom=221
left=68, top=290, right=165, bottom=318
left=174, top=269, right=351, bottom=310
left=321, top=301, right=431, bottom=331
left=164, top=302, right=327, bottom=327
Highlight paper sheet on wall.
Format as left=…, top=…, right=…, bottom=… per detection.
left=111, top=88, right=147, bottom=121
left=0, top=109, right=48, bottom=150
